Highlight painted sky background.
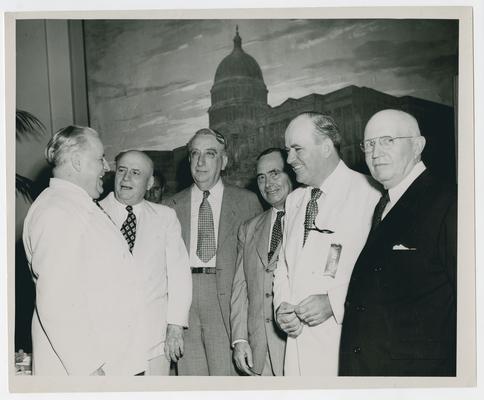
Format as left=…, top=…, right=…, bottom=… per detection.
left=84, top=19, right=458, bottom=160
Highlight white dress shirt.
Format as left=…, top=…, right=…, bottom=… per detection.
left=189, top=179, right=224, bottom=268
left=383, top=161, right=427, bottom=219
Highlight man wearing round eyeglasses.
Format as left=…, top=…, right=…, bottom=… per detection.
left=339, top=109, right=457, bottom=376
left=273, top=112, right=380, bottom=376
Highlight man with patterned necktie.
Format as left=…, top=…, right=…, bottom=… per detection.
left=230, top=148, right=294, bottom=376
left=273, top=112, right=380, bottom=376
left=100, top=150, right=192, bottom=375
left=165, top=128, right=262, bottom=375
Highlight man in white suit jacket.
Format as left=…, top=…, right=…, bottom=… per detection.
left=273, top=113, right=380, bottom=376
left=23, top=126, right=146, bottom=375
left=100, top=150, right=192, bottom=375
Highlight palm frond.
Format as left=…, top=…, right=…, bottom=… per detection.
left=16, top=174, right=34, bottom=202
left=16, top=110, right=46, bottom=142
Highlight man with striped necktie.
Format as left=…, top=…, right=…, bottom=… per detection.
left=230, top=148, right=294, bottom=376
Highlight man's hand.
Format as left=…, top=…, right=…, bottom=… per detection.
left=164, top=324, right=184, bottom=362
left=90, top=366, right=105, bottom=376
left=276, top=302, right=303, bottom=338
left=233, top=341, right=257, bottom=376
left=295, top=294, right=333, bottom=327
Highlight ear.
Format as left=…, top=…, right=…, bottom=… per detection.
left=221, top=153, right=228, bottom=171
left=71, top=151, right=82, bottom=172
left=413, top=136, right=426, bottom=158
left=146, top=176, right=154, bottom=191
left=321, top=137, right=333, bottom=158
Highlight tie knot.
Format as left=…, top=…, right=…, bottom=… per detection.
left=126, top=205, right=133, bottom=213
left=276, top=210, right=285, bottom=219
left=203, top=190, right=210, bottom=199
left=311, top=188, right=322, bottom=201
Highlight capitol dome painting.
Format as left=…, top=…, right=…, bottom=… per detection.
left=209, top=27, right=269, bottom=186
left=207, top=27, right=455, bottom=188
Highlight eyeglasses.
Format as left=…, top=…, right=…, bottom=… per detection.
left=360, top=136, right=414, bottom=153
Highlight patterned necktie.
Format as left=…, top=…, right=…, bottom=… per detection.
left=268, top=211, right=285, bottom=262
left=121, top=205, right=137, bottom=253
left=371, top=190, right=390, bottom=231
left=303, top=188, right=323, bottom=246
left=196, top=190, right=216, bottom=263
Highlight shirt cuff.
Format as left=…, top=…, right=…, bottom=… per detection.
left=231, top=339, right=248, bottom=348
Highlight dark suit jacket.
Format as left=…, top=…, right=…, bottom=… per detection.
left=165, top=182, right=262, bottom=336
left=230, top=209, right=287, bottom=375
left=339, top=170, right=457, bottom=376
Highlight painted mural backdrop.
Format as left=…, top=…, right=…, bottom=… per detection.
left=84, top=19, right=458, bottom=166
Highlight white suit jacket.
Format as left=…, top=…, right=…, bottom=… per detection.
left=273, top=161, right=380, bottom=376
left=100, top=193, right=192, bottom=359
left=23, top=179, right=146, bottom=375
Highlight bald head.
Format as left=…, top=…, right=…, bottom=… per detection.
left=363, top=109, right=426, bottom=189
left=114, top=150, right=155, bottom=205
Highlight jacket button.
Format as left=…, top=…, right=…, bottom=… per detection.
left=374, top=266, right=382, bottom=272
left=353, top=346, right=361, bottom=354
left=265, top=268, right=271, bottom=273
left=355, top=305, right=366, bottom=312
left=265, top=318, right=272, bottom=323
left=265, top=292, right=271, bottom=298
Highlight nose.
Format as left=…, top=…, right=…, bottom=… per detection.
left=197, top=153, right=206, bottom=167
left=371, top=140, right=384, bottom=158
left=287, top=148, right=296, bottom=165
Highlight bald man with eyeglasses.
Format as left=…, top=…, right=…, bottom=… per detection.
left=339, top=109, right=457, bottom=376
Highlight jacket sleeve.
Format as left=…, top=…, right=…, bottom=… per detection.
left=230, top=222, right=249, bottom=343
left=165, top=208, right=192, bottom=327
left=23, top=206, right=104, bottom=375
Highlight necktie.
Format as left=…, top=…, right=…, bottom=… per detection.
left=121, top=205, right=137, bottom=253
left=196, top=191, right=216, bottom=263
left=303, top=188, right=322, bottom=246
left=371, top=190, right=390, bottom=231
left=268, top=211, right=284, bottom=262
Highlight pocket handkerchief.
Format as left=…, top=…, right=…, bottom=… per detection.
left=392, top=243, right=417, bottom=250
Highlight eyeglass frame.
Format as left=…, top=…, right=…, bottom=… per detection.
left=359, top=136, right=415, bottom=153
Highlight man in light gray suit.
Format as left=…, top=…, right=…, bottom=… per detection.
left=165, top=128, right=262, bottom=376
left=230, top=148, right=294, bottom=376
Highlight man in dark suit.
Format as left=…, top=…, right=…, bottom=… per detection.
left=165, top=128, right=262, bottom=375
left=230, top=148, right=293, bottom=376
left=339, top=109, right=457, bottom=376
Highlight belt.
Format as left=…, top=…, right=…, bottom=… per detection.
left=191, top=267, right=216, bottom=274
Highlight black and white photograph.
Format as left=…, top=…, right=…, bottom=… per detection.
left=3, top=3, right=477, bottom=395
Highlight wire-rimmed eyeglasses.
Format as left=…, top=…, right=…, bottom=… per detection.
left=359, top=136, right=414, bottom=153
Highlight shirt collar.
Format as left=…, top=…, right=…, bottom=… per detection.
left=388, top=161, right=426, bottom=204
left=318, top=159, right=345, bottom=195
left=49, top=177, right=93, bottom=202
left=192, top=178, right=224, bottom=202
left=110, top=191, right=144, bottom=215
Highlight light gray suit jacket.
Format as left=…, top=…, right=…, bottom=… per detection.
left=230, top=209, right=287, bottom=375
left=165, top=182, right=262, bottom=336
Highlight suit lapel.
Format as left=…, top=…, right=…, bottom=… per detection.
left=175, top=189, right=192, bottom=251
left=255, top=210, right=272, bottom=267
left=288, top=189, right=307, bottom=270
left=365, top=170, right=431, bottom=249
left=217, top=186, right=237, bottom=251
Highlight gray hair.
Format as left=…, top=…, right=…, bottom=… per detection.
left=187, top=128, right=227, bottom=152
left=297, top=112, right=342, bottom=152
left=45, top=125, right=99, bottom=167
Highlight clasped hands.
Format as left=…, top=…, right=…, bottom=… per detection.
left=276, top=294, right=332, bottom=338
